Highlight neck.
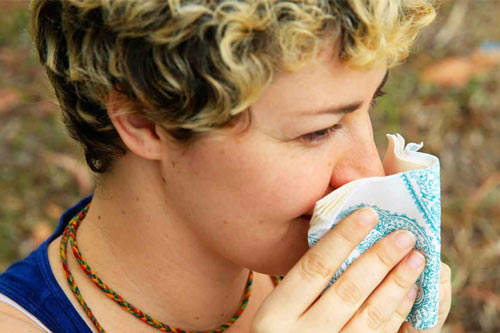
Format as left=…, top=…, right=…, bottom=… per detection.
left=73, top=157, right=271, bottom=330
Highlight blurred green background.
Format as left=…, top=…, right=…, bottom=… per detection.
left=0, top=0, right=499, bottom=331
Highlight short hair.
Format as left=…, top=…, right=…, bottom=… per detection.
left=29, top=0, right=435, bottom=173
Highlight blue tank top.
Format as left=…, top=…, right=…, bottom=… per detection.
left=0, top=195, right=93, bottom=333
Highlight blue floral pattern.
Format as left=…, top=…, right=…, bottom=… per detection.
left=307, top=151, right=441, bottom=329
left=402, top=161, right=441, bottom=233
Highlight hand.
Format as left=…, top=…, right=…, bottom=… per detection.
left=396, top=262, right=452, bottom=333
left=251, top=207, right=449, bottom=332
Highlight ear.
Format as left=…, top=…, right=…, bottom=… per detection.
left=106, top=92, right=163, bottom=160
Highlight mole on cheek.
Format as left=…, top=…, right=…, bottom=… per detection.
left=171, top=161, right=176, bottom=167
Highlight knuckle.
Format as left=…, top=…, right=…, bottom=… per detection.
left=373, top=246, right=397, bottom=269
left=336, top=223, right=362, bottom=247
left=364, top=306, right=388, bottom=330
left=391, top=270, right=414, bottom=290
left=333, top=278, right=362, bottom=305
left=394, top=293, right=415, bottom=319
left=300, top=252, right=333, bottom=280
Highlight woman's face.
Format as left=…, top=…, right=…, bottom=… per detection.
left=159, top=47, right=388, bottom=276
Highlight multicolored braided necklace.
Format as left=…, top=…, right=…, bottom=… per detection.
left=60, top=203, right=283, bottom=333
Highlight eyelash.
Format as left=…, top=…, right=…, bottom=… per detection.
left=300, top=123, right=343, bottom=144
left=370, top=89, right=387, bottom=107
left=300, top=89, right=387, bottom=144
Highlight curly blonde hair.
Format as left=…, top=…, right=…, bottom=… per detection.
left=30, top=0, right=435, bottom=173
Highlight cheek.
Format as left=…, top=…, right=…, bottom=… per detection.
left=165, top=139, right=337, bottom=275
left=166, top=129, right=340, bottom=241
left=269, top=159, right=334, bottom=218
left=185, top=139, right=333, bottom=223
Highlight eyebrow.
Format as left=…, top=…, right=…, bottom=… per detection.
left=301, top=70, right=389, bottom=116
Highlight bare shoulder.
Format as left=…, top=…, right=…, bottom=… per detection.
left=0, top=301, right=46, bottom=332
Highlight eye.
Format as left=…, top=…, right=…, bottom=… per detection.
left=370, top=89, right=387, bottom=108
left=299, top=123, right=343, bottom=144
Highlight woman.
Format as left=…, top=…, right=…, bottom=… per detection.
left=0, top=0, right=451, bottom=332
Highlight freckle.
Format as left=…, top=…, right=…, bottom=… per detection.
left=121, top=209, right=125, bottom=215
left=258, top=219, right=265, bottom=224
left=328, top=161, right=333, bottom=167
left=161, top=176, right=166, bottom=183
left=97, top=216, right=101, bottom=220
left=223, top=220, right=229, bottom=225
left=135, top=197, right=140, bottom=202
left=219, top=150, right=225, bottom=155
left=171, top=161, right=176, bottom=167
left=220, top=313, right=224, bottom=318
left=194, top=316, right=200, bottom=320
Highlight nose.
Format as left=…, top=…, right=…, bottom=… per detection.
left=329, top=132, right=385, bottom=190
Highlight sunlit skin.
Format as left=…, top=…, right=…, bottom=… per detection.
left=46, top=45, right=388, bottom=331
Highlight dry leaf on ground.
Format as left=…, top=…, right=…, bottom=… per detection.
left=462, top=286, right=500, bottom=312
left=0, top=88, right=21, bottom=114
left=45, top=202, right=64, bottom=220
left=420, top=44, right=500, bottom=87
left=31, top=221, right=53, bottom=247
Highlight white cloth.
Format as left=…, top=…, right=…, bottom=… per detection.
left=308, top=134, right=441, bottom=330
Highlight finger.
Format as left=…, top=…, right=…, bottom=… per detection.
left=382, top=284, right=419, bottom=333
left=431, top=262, right=452, bottom=331
left=341, top=250, right=425, bottom=332
left=300, top=229, right=417, bottom=331
left=397, top=262, right=452, bottom=333
left=262, top=207, right=379, bottom=320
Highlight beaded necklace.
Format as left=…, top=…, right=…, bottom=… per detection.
left=60, top=203, right=283, bottom=333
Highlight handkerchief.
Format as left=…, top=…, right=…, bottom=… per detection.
left=307, top=133, right=441, bottom=330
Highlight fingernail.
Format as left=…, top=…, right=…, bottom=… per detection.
left=407, top=285, right=418, bottom=299
left=395, top=230, right=415, bottom=249
left=358, top=208, right=378, bottom=226
left=408, top=251, right=425, bottom=270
